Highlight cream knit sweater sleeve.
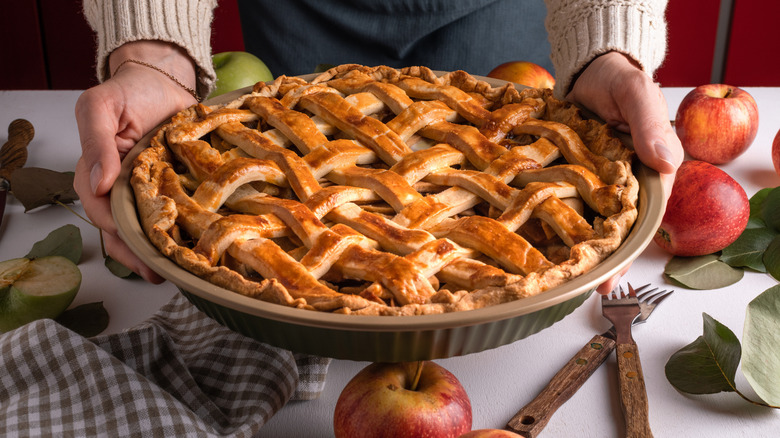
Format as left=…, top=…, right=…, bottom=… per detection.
left=83, top=0, right=667, bottom=101
left=82, top=0, right=218, bottom=99
left=544, top=0, right=668, bottom=98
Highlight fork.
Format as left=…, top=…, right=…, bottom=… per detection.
left=602, top=283, right=653, bottom=438
left=507, top=284, right=672, bottom=437
left=602, top=285, right=672, bottom=342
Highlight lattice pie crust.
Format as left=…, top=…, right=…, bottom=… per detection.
left=131, top=64, right=638, bottom=316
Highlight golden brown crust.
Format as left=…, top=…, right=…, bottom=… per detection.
left=131, top=64, right=638, bottom=316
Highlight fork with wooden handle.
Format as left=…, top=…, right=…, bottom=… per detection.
left=507, top=285, right=670, bottom=437
left=601, top=283, right=653, bottom=437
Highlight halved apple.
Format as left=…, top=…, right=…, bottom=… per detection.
left=0, top=256, right=81, bottom=332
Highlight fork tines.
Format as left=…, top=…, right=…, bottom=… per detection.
left=603, top=285, right=639, bottom=306
left=636, top=287, right=673, bottom=305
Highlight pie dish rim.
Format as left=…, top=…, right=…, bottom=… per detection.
left=110, top=73, right=663, bottom=345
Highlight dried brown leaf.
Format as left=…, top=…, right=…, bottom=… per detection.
left=9, top=167, right=78, bottom=211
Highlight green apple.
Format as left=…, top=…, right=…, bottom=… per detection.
left=0, top=256, right=82, bottom=332
left=209, top=51, right=274, bottom=99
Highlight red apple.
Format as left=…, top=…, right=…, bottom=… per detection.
left=773, top=128, right=780, bottom=177
left=653, top=160, right=749, bottom=256
left=459, top=429, right=523, bottom=437
left=674, top=84, right=758, bottom=164
left=333, top=361, right=472, bottom=438
left=487, top=61, right=555, bottom=89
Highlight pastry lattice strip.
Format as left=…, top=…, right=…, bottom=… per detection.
left=184, top=99, right=575, bottom=269
left=132, top=65, right=638, bottom=315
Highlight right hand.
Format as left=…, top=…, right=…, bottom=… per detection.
left=74, top=41, right=199, bottom=282
left=565, top=52, right=684, bottom=294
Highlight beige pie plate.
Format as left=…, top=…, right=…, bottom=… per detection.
left=111, top=75, right=665, bottom=362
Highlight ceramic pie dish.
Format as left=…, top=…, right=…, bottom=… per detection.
left=111, top=70, right=664, bottom=362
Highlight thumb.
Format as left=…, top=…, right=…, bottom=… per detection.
left=619, top=87, right=683, bottom=177
left=622, top=95, right=683, bottom=199
left=629, top=115, right=680, bottom=176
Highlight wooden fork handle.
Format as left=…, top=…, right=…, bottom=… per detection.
left=507, top=334, right=616, bottom=437
left=616, top=342, right=653, bottom=438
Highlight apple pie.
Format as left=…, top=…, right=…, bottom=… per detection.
left=131, top=64, right=638, bottom=316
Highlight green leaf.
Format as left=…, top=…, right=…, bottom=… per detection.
left=665, top=254, right=744, bottom=290
left=747, top=188, right=772, bottom=229
left=9, top=167, right=79, bottom=211
left=55, top=301, right=109, bottom=337
left=764, top=236, right=780, bottom=282
left=104, top=256, right=138, bottom=279
left=25, top=224, right=82, bottom=264
left=763, top=187, right=780, bottom=232
left=742, top=285, right=780, bottom=406
left=720, top=227, right=778, bottom=272
left=665, top=313, right=741, bottom=394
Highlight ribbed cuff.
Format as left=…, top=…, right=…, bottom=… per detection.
left=545, top=0, right=668, bottom=98
left=82, top=0, right=218, bottom=99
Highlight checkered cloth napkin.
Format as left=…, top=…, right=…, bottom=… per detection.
left=0, top=293, right=331, bottom=437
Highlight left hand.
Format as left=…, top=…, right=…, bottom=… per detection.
left=74, top=41, right=198, bottom=283
left=567, top=51, right=684, bottom=293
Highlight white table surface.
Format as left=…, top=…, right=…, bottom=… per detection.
left=0, top=88, right=778, bottom=437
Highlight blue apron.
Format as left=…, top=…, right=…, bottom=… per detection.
left=236, top=0, right=552, bottom=77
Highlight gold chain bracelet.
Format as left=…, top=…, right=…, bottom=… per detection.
left=112, top=59, right=201, bottom=102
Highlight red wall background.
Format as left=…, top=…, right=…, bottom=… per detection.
left=722, top=0, right=780, bottom=86
left=656, top=0, right=780, bottom=87
left=1, top=0, right=777, bottom=90
left=0, top=0, right=245, bottom=90
left=654, top=0, right=721, bottom=86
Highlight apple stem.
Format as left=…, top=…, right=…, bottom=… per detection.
left=410, top=361, right=424, bottom=391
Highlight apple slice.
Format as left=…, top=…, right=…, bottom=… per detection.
left=0, top=256, right=82, bottom=332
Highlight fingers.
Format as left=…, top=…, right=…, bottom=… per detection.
left=102, top=229, right=165, bottom=284
left=73, top=61, right=193, bottom=284
left=596, top=279, right=617, bottom=295
left=74, top=86, right=124, bottom=198
left=74, top=82, right=161, bottom=282
left=568, top=53, right=679, bottom=292
left=74, top=157, right=116, bottom=234
left=74, top=85, right=124, bottom=236
left=606, top=77, right=681, bottom=203
left=614, top=78, right=682, bottom=200
left=615, top=75, right=684, bottom=178
left=567, top=52, right=684, bottom=183
left=75, top=157, right=164, bottom=283
left=596, top=264, right=631, bottom=295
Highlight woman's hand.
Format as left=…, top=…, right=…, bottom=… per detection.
left=567, top=51, right=684, bottom=294
left=567, top=51, right=683, bottom=187
left=74, top=41, right=198, bottom=282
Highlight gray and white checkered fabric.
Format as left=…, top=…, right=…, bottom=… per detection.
left=0, top=293, right=330, bottom=437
